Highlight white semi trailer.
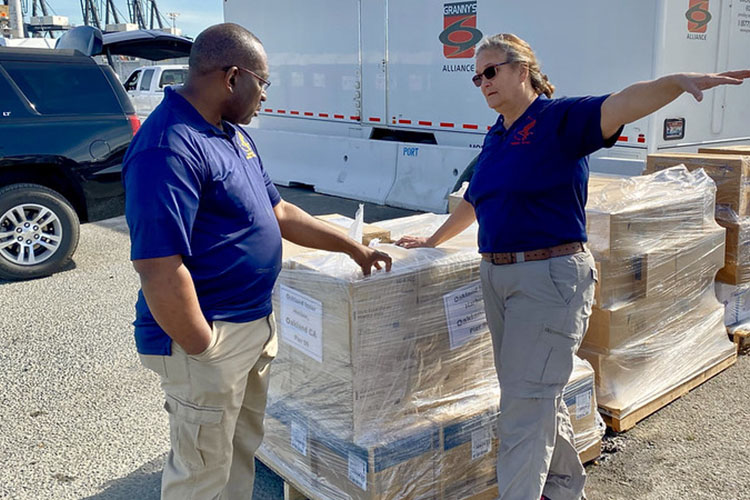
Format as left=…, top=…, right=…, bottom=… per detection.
left=224, top=0, right=750, bottom=212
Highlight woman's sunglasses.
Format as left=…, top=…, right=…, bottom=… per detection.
left=472, top=61, right=512, bottom=87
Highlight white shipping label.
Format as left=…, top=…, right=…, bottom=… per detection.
left=279, top=285, right=323, bottom=363
left=576, top=390, right=592, bottom=420
left=290, top=420, right=308, bottom=457
left=471, top=427, right=492, bottom=460
left=348, top=452, right=368, bottom=491
left=443, top=280, right=487, bottom=350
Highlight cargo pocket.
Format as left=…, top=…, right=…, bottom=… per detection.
left=164, top=394, right=225, bottom=469
left=524, top=324, right=578, bottom=386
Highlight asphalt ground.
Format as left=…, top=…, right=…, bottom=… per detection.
left=0, top=186, right=748, bottom=499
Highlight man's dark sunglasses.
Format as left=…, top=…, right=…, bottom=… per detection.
left=472, top=61, right=512, bottom=87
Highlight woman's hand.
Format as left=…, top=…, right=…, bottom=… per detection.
left=396, top=200, right=477, bottom=249
left=395, top=235, right=433, bottom=249
left=674, top=70, right=750, bottom=102
left=601, top=69, right=750, bottom=139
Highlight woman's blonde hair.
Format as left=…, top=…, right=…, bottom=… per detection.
left=476, top=33, right=555, bottom=98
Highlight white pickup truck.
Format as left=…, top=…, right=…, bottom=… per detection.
left=122, top=64, right=188, bottom=120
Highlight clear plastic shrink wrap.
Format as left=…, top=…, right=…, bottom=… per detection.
left=644, top=149, right=750, bottom=285
left=714, top=205, right=750, bottom=285
left=579, top=167, right=737, bottom=423
left=259, top=214, right=604, bottom=499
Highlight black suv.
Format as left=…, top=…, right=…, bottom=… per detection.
left=0, top=27, right=190, bottom=280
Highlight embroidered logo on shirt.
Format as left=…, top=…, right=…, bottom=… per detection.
left=510, top=118, right=536, bottom=146
left=237, top=133, right=257, bottom=159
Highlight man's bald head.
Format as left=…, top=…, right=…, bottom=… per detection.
left=189, top=23, right=264, bottom=75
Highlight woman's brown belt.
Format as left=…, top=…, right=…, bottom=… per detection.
left=481, top=242, right=585, bottom=265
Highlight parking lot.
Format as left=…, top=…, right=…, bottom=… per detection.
left=1, top=187, right=748, bottom=500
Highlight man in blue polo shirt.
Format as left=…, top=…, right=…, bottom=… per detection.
left=123, top=23, right=391, bottom=500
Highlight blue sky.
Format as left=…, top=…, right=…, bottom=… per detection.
left=39, top=0, right=224, bottom=39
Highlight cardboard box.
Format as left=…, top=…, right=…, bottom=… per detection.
left=593, top=225, right=724, bottom=308
left=715, top=217, right=750, bottom=285
left=432, top=360, right=599, bottom=500
left=586, top=196, right=708, bottom=259
left=260, top=410, right=314, bottom=480
left=436, top=403, right=499, bottom=500
left=273, top=247, right=496, bottom=440
left=309, top=421, right=441, bottom=500
left=317, top=214, right=392, bottom=245
left=583, top=298, right=667, bottom=350
left=644, top=153, right=750, bottom=216
left=673, top=226, right=725, bottom=295
left=262, top=359, right=600, bottom=500
left=594, top=251, right=676, bottom=307
left=587, top=169, right=714, bottom=259
left=585, top=230, right=724, bottom=351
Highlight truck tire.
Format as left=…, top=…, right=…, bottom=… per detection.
left=0, top=183, right=80, bottom=281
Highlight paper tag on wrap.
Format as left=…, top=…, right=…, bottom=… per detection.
left=279, top=285, right=323, bottom=362
left=471, top=427, right=491, bottom=460
left=443, top=280, right=487, bottom=350
left=348, top=452, right=367, bottom=490
left=576, top=390, right=592, bottom=420
left=291, top=420, right=308, bottom=456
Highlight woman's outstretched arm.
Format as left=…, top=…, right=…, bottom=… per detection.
left=600, top=70, right=750, bottom=139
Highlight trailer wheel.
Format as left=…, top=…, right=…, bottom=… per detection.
left=0, top=184, right=80, bottom=281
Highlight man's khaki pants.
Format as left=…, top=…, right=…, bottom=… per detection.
left=139, top=314, right=278, bottom=500
left=480, top=250, right=597, bottom=500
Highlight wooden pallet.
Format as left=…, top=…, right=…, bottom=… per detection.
left=579, top=439, right=602, bottom=465
left=600, top=352, right=737, bottom=432
left=256, top=449, right=319, bottom=500
left=730, top=329, right=750, bottom=354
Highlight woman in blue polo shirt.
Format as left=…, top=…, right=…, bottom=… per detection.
left=398, top=33, right=749, bottom=500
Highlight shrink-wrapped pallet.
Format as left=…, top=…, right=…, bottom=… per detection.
left=261, top=214, right=605, bottom=499
left=271, top=215, right=495, bottom=441
left=581, top=168, right=737, bottom=430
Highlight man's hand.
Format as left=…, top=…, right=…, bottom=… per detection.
left=350, top=245, right=393, bottom=276
left=133, top=255, right=213, bottom=355
left=274, top=200, right=394, bottom=274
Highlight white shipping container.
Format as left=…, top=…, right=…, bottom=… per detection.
left=224, top=0, right=750, bottom=212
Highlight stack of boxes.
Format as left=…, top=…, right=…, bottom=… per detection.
left=645, top=146, right=750, bottom=286
left=579, top=168, right=737, bottom=429
left=645, top=146, right=750, bottom=351
left=259, top=214, right=605, bottom=499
